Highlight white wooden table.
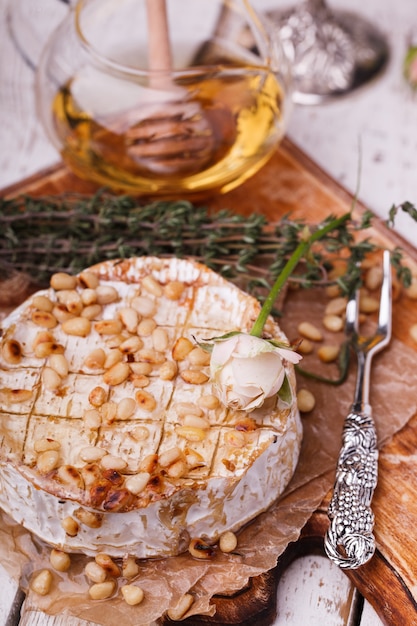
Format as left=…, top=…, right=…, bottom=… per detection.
left=1, top=0, right=416, bottom=624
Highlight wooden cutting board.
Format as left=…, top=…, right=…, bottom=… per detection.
left=1, top=138, right=417, bottom=626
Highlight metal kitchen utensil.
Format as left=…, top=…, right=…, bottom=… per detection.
left=324, top=250, right=392, bottom=569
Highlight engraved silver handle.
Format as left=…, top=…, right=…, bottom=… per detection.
left=324, top=408, right=378, bottom=569
left=324, top=251, right=391, bottom=569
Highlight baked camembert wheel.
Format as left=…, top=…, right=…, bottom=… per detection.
left=0, top=257, right=302, bottom=558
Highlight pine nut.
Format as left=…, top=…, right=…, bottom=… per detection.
left=167, top=459, right=187, bottom=478
left=410, top=323, right=417, bottom=343
left=298, top=321, right=323, bottom=342
left=159, top=447, right=182, bottom=468
left=117, top=397, right=136, bottom=420
left=176, top=426, right=207, bottom=442
left=31, top=310, right=58, bottom=329
left=130, top=361, right=153, bottom=376
left=50, top=549, right=71, bottom=572
left=125, top=472, right=150, bottom=495
left=152, top=327, right=169, bottom=352
left=137, top=318, right=157, bottom=336
left=48, top=354, right=69, bottom=378
left=359, top=295, right=379, bottom=313
left=95, top=285, right=119, bottom=305
left=81, top=463, right=102, bottom=486
left=167, top=593, right=194, bottom=620
left=34, top=438, right=61, bottom=453
left=135, top=389, right=157, bottom=411
left=57, top=465, right=84, bottom=488
left=103, top=488, right=132, bottom=512
left=130, top=426, right=150, bottom=442
left=175, top=402, right=204, bottom=418
left=122, top=555, right=140, bottom=579
left=142, top=275, right=163, bottom=297
left=103, top=349, right=124, bottom=370
left=84, top=348, right=106, bottom=370
left=118, top=307, right=140, bottom=333
left=197, top=394, right=219, bottom=410
left=94, top=319, right=123, bottom=336
left=1, top=339, right=22, bottom=364
left=34, top=340, right=65, bottom=358
left=56, top=289, right=83, bottom=315
left=188, top=347, right=211, bottom=366
left=88, top=580, right=116, bottom=600
left=78, top=271, right=99, bottom=289
left=297, top=338, right=314, bottom=355
left=84, top=561, right=107, bottom=583
left=317, top=344, right=340, bottom=363
left=365, top=265, right=383, bottom=291
left=0, top=388, right=33, bottom=404
left=80, top=288, right=98, bottom=306
left=89, top=386, right=108, bottom=407
left=79, top=446, right=107, bottom=463
left=73, top=507, right=103, bottom=528
left=50, top=272, right=77, bottom=291
left=185, top=448, right=204, bottom=469
left=322, top=314, right=344, bottom=333
left=32, top=295, right=54, bottom=312
left=84, top=408, right=102, bottom=429
left=324, top=297, right=348, bottom=316
left=159, top=360, right=178, bottom=380
left=32, top=330, right=55, bottom=349
left=130, top=374, right=150, bottom=388
left=103, top=362, right=130, bottom=386
left=52, top=304, right=75, bottom=323
left=100, top=401, right=118, bottom=425
left=131, top=295, right=157, bottom=317
left=62, top=316, right=91, bottom=337
left=188, top=538, right=215, bottom=560
left=81, top=304, right=102, bottom=320
left=119, top=336, right=143, bottom=354
left=37, top=449, right=60, bottom=473
left=95, top=553, right=121, bottom=577
left=172, top=336, right=194, bottom=361
left=100, top=454, right=128, bottom=471
left=136, top=348, right=165, bottom=364
left=297, top=388, right=316, bottom=413
left=61, top=516, right=79, bottom=536
left=42, top=366, right=62, bottom=391
left=163, top=280, right=185, bottom=300
left=325, top=284, right=341, bottom=298
left=180, top=369, right=209, bottom=385
left=138, top=453, right=158, bottom=473
left=121, top=584, right=145, bottom=606
left=183, top=415, right=209, bottom=429
left=219, top=531, right=238, bottom=553
left=30, top=569, right=53, bottom=596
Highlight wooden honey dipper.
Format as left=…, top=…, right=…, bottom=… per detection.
left=125, top=0, right=216, bottom=176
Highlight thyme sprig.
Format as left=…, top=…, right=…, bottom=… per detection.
left=0, top=192, right=414, bottom=301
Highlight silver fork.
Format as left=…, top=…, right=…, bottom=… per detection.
left=324, top=249, right=392, bottom=569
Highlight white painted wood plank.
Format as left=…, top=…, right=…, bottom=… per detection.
left=360, top=600, right=387, bottom=626
left=273, top=554, right=360, bottom=626
left=0, top=562, right=24, bottom=626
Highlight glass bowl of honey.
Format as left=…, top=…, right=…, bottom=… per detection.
left=36, top=0, right=292, bottom=198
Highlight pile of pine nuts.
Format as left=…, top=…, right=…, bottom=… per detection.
left=295, top=256, right=417, bottom=414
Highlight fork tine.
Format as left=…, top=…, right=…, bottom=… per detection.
left=377, top=250, right=392, bottom=345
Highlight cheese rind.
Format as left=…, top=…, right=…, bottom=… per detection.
left=0, top=257, right=302, bottom=558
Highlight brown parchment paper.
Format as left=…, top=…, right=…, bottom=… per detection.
left=1, top=287, right=417, bottom=625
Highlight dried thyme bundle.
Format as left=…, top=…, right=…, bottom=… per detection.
left=0, top=191, right=413, bottom=300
